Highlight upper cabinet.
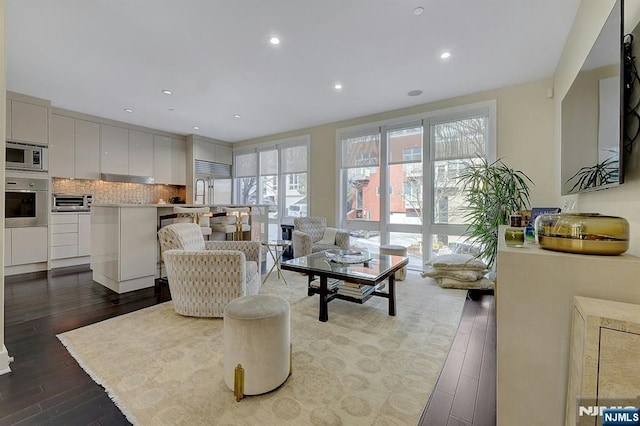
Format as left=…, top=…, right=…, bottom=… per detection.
left=153, top=135, right=172, bottom=184
left=172, top=138, right=187, bottom=185
left=100, top=124, right=129, bottom=175
left=7, top=95, right=50, bottom=145
left=128, top=130, right=154, bottom=177
left=215, top=144, right=232, bottom=165
left=50, top=115, right=101, bottom=180
left=75, top=119, right=101, bottom=180
left=195, top=140, right=216, bottom=163
left=49, top=114, right=75, bottom=178
left=154, top=135, right=187, bottom=185
left=194, top=139, right=232, bottom=165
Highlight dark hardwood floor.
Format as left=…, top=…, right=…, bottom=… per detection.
left=420, top=291, right=496, bottom=426
left=0, top=267, right=495, bottom=425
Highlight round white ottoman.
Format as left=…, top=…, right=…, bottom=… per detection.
left=380, top=244, right=407, bottom=281
left=223, top=294, right=290, bottom=401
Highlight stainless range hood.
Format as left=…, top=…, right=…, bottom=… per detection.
left=100, top=173, right=155, bottom=184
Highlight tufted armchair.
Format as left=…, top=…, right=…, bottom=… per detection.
left=292, top=217, right=350, bottom=258
left=157, top=223, right=262, bottom=317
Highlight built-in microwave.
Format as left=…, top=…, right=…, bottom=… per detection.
left=6, top=141, right=48, bottom=172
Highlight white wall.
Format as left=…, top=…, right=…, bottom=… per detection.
left=555, top=0, right=640, bottom=256
left=235, top=78, right=559, bottom=227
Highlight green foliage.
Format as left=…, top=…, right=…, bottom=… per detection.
left=566, top=157, right=619, bottom=193
left=457, top=158, right=533, bottom=268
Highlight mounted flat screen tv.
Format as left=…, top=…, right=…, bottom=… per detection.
left=561, top=0, right=623, bottom=195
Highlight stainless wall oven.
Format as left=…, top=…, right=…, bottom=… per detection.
left=6, top=141, right=48, bottom=172
left=5, top=177, right=48, bottom=227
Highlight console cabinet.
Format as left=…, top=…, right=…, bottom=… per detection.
left=565, top=297, right=640, bottom=426
left=496, top=227, right=640, bottom=426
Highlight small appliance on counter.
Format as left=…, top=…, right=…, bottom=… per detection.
left=169, top=196, right=185, bottom=204
left=52, top=193, right=93, bottom=212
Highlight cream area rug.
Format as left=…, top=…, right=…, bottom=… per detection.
left=57, top=271, right=466, bottom=425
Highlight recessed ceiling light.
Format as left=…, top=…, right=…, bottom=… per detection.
left=124, top=108, right=133, bottom=113
left=161, top=89, right=172, bottom=95
left=408, top=90, right=423, bottom=96
left=413, top=7, right=424, bottom=16
left=334, top=83, right=343, bottom=90
left=168, top=108, right=175, bottom=112
left=233, top=114, right=241, bottom=118
left=193, top=126, right=199, bottom=130
left=270, top=37, right=280, bottom=45
left=440, top=51, right=451, bottom=59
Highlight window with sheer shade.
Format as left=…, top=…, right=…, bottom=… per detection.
left=233, top=138, right=309, bottom=222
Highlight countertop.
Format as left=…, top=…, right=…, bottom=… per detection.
left=91, top=203, right=261, bottom=208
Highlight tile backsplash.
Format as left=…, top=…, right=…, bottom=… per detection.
left=52, top=178, right=186, bottom=204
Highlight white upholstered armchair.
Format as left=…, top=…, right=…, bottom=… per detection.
left=292, top=217, right=350, bottom=258
left=157, top=223, right=262, bottom=317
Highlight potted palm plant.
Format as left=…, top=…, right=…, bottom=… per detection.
left=457, top=158, right=533, bottom=268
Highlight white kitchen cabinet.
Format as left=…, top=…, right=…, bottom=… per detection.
left=100, top=124, right=129, bottom=175
left=194, top=140, right=216, bottom=163
left=50, top=213, right=91, bottom=262
left=4, top=229, right=11, bottom=266
left=78, top=214, right=91, bottom=256
left=50, top=114, right=75, bottom=178
left=9, top=100, right=49, bottom=145
left=172, top=138, right=187, bottom=185
left=215, top=144, right=233, bottom=165
left=6, top=99, right=11, bottom=142
left=153, top=135, right=172, bottom=184
left=91, top=206, right=157, bottom=293
left=75, top=119, right=101, bottom=180
left=11, top=227, right=48, bottom=265
left=51, top=214, right=79, bottom=259
left=128, top=130, right=154, bottom=177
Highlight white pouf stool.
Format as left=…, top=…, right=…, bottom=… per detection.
left=223, top=294, right=291, bottom=401
left=380, top=244, right=407, bottom=281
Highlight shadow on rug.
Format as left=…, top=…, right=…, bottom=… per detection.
left=57, top=271, right=466, bottom=425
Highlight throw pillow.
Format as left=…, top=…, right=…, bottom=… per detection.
left=426, top=253, right=487, bottom=271
left=421, top=266, right=486, bottom=282
left=437, top=276, right=495, bottom=290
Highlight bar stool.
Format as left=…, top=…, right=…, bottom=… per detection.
left=173, top=206, right=212, bottom=240
left=223, top=207, right=251, bottom=240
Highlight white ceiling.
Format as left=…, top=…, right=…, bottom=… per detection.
left=7, top=0, right=581, bottom=143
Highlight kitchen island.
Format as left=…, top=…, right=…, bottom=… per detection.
left=91, top=204, right=268, bottom=293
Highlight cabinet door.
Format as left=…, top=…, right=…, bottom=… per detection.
left=6, top=99, right=11, bottom=141
left=128, top=130, right=154, bottom=177
left=153, top=135, right=172, bottom=184
left=78, top=214, right=91, bottom=256
left=11, top=227, right=48, bottom=265
left=215, top=144, right=233, bottom=165
left=10, top=100, right=49, bottom=145
left=49, top=114, right=75, bottom=178
left=4, top=229, right=12, bottom=266
left=119, top=208, right=156, bottom=280
left=195, top=140, right=215, bottom=162
left=75, top=119, right=101, bottom=180
left=172, top=138, right=187, bottom=185
left=100, top=124, right=129, bottom=174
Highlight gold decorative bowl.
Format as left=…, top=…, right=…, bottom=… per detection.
left=535, top=213, right=629, bottom=255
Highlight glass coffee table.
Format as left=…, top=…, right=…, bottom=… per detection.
left=280, top=250, right=408, bottom=322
